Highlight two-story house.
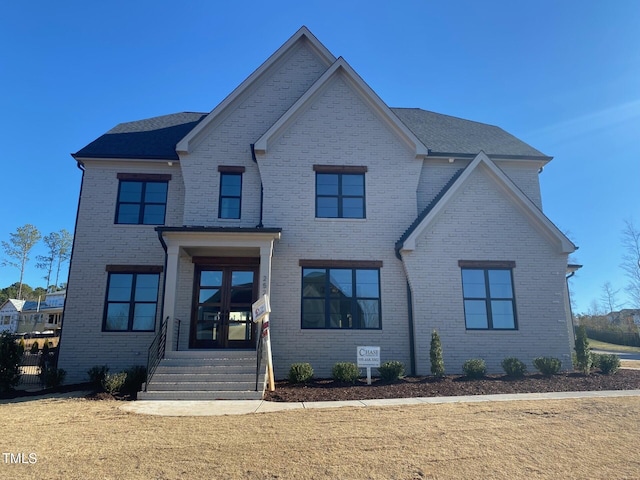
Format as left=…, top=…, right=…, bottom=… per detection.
left=58, top=27, right=576, bottom=400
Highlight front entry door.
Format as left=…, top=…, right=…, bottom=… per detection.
left=192, top=263, right=258, bottom=349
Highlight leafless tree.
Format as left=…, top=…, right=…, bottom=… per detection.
left=600, top=281, right=623, bottom=315
left=621, top=220, right=640, bottom=308
left=1, top=224, right=41, bottom=299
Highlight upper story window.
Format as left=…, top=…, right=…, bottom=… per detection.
left=314, top=165, right=367, bottom=219
left=218, top=166, right=245, bottom=219
left=459, top=261, right=517, bottom=330
left=103, top=265, right=162, bottom=332
left=300, top=260, right=382, bottom=329
left=115, top=173, right=171, bottom=225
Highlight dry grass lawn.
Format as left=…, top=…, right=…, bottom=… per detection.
left=1, top=394, right=639, bottom=479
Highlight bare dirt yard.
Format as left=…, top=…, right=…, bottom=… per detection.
left=1, top=393, right=640, bottom=479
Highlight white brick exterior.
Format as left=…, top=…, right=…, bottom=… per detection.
left=59, top=28, right=574, bottom=383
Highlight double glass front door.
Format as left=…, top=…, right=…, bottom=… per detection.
left=192, top=263, right=257, bottom=348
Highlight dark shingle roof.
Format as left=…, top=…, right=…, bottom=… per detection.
left=73, top=112, right=207, bottom=160
left=74, top=108, right=548, bottom=161
left=391, top=108, right=549, bottom=160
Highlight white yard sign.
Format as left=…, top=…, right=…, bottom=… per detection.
left=357, top=346, right=380, bottom=385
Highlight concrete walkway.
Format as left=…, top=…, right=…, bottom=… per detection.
left=120, top=389, right=640, bottom=417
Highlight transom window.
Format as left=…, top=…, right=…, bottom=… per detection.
left=315, top=168, right=366, bottom=218
left=301, top=264, right=381, bottom=329
left=103, top=271, right=160, bottom=332
left=461, top=264, right=517, bottom=330
left=219, top=173, right=242, bottom=219
left=116, top=179, right=168, bottom=225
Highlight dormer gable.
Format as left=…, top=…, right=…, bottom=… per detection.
left=176, top=26, right=336, bottom=155
left=253, top=57, right=429, bottom=159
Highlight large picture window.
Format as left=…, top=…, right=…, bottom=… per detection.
left=314, top=166, right=366, bottom=219
left=460, top=262, right=517, bottom=330
left=115, top=174, right=169, bottom=225
left=103, top=269, right=161, bottom=332
left=301, top=262, right=381, bottom=329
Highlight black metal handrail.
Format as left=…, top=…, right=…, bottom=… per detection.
left=145, top=316, right=169, bottom=391
left=255, top=320, right=265, bottom=391
left=174, top=318, right=181, bottom=351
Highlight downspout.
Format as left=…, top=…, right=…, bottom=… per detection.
left=406, top=281, right=416, bottom=376
left=56, top=158, right=86, bottom=362
left=251, top=144, right=264, bottom=228
left=566, top=270, right=577, bottom=343
left=156, top=228, right=169, bottom=335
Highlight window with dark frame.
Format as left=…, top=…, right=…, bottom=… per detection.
left=115, top=175, right=169, bottom=225
left=460, top=263, right=517, bottom=330
left=218, top=166, right=245, bottom=219
left=301, top=263, right=381, bottom=329
left=314, top=166, right=366, bottom=218
left=103, top=270, right=160, bottom=332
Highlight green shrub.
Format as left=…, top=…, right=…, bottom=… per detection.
left=40, top=367, right=66, bottom=388
left=87, top=365, right=110, bottom=390
left=594, top=353, right=620, bottom=375
left=462, top=359, right=486, bottom=379
left=430, top=330, right=445, bottom=378
left=378, top=361, right=405, bottom=381
left=102, top=372, right=128, bottom=394
left=574, top=325, right=592, bottom=374
left=42, top=342, right=50, bottom=357
left=18, top=338, right=25, bottom=356
left=288, top=363, right=314, bottom=383
left=30, top=341, right=39, bottom=354
left=501, top=357, right=527, bottom=377
left=123, top=366, right=147, bottom=394
left=0, top=332, right=22, bottom=392
left=332, top=362, right=360, bottom=383
left=533, top=357, right=562, bottom=375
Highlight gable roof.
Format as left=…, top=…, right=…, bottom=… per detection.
left=73, top=112, right=207, bottom=160
left=254, top=57, right=429, bottom=158
left=0, top=299, right=26, bottom=312
left=391, top=108, right=550, bottom=161
left=397, top=152, right=576, bottom=255
left=176, top=26, right=336, bottom=154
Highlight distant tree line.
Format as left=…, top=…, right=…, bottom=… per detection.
left=0, top=224, right=72, bottom=300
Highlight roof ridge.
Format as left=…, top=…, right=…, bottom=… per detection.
left=395, top=168, right=465, bottom=257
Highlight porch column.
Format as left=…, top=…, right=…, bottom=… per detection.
left=163, top=244, right=180, bottom=351
left=259, top=241, right=274, bottom=297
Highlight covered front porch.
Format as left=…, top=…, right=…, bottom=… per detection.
left=156, top=227, right=281, bottom=353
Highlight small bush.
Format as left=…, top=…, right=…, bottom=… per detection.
left=378, top=361, right=405, bottom=381
left=40, top=367, right=66, bottom=388
left=0, top=332, right=22, bottom=392
left=332, top=362, right=360, bottom=383
left=42, top=342, right=50, bottom=357
left=533, top=357, right=562, bottom=375
left=594, top=354, right=620, bottom=375
left=430, top=330, right=445, bottom=378
left=30, top=342, right=39, bottom=354
left=288, top=363, right=314, bottom=383
left=574, top=325, right=592, bottom=374
left=501, top=357, right=527, bottom=378
left=102, top=372, right=128, bottom=395
left=123, top=366, right=147, bottom=394
left=18, top=338, right=25, bottom=356
left=462, top=359, right=486, bottom=379
left=87, top=365, right=110, bottom=390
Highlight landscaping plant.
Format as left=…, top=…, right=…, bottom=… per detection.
left=593, top=353, right=620, bottom=375
left=123, top=366, right=147, bottom=394
left=501, top=357, right=527, bottom=378
left=332, top=362, right=360, bottom=383
left=533, top=356, right=562, bottom=375
left=87, top=365, right=110, bottom=390
left=40, top=367, right=66, bottom=388
left=288, top=363, right=314, bottom=383
left=462, top=359, right=486, bottom=379
left=0, top=332, right=22, bottom=393
left=378, top=361, right=405, bottom=381
left=574, top=325, right=592, bottom=374
left=102, top=372, right=128, bottom=395
left=30, top=341, right=39, bottom=354
left=430, top=330, right=445, bottom=377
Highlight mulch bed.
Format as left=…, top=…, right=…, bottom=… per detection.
left=264, top=369, right=640, bottom=402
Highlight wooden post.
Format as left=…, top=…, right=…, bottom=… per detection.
left=263, top=314, right=275, bottom=391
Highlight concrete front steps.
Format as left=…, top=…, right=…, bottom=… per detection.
left=138, top=350, right=265, bottom=400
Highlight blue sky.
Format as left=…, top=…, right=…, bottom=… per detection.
left=0, top=1, right=638, bottom=313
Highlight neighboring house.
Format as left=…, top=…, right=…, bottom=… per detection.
left=58, top=27, right=576, bottom=395
left=18, top=291, right=66, bottom=334
left=0, top=299, right=25, bottom=334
